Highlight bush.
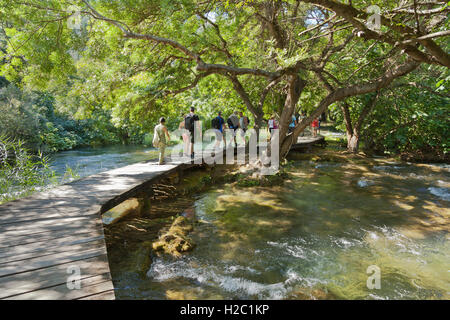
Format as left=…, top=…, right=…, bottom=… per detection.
left=0, top=135, right=55, bottom=203
left=0, top=84, right=127, bottom=152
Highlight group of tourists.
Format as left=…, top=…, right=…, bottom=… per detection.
left=210, top=110, right=250, bottom=148
left=153, top=107, right=251, bottom=165
left=267, top=111, right=320, bottom=137
left=153, top=107, right=323, bottom=165
left=153, top=107, right=200, bottom=165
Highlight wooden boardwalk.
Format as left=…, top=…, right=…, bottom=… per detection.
left=0, top=159, right=191, bottom=300
left=292, top=135, right=326, bottom=150
left=0, top=137, right=324, bottom=300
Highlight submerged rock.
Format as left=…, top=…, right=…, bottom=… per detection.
left=235, top=169, right=289, bottom=187
left=128, top=243, right=152, bottom=275
left=289, top=287, right=336, bottom=300
left=181, top=207, right=196, bottom=219
left=428, top=187, right=450, bottom=201
left=152, top=216, right=196, bottom=257
left=357, top=178, right=375, bottom=188
left=102, top=198, right=143, bottom=225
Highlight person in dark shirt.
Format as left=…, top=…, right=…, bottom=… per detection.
left=227, top=111, right=240, bottom=147
left=185, top=107, right=200, bottom=159
left=213, top=111, right=226, bottom=148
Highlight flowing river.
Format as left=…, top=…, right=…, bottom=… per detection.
left=103, top=151, right=449, bottom=300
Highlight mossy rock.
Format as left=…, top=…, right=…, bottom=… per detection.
left=200, top=175, right=213, bottom=184
left=152, top=216, right=196, bottom=257
left=231, top=166, right=289, bottom=188
left=236, top=178, right=260, bottom=187
left=152, top=233, right=195, bottom=257
left=261, top=172, right=288, bottom=186
left=169, top=219, right=194, bottom=234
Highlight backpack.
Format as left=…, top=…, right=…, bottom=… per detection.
left=212, top=117, right=222, bottom=130
left=185, top=114, right=195, bottom=132
left=227, top=117, right=234, bottom=129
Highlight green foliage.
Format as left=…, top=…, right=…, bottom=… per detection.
left=0, top=135, right=55, bottom=203
left=60, top=164, right=81, bottom=184
left=363, top=88, right=449, bottom=158
left=0, top=0, right=448, bottom=161
left=329, top=65, right=450, bottom=159
left=0, top=83, right=125, bottom=152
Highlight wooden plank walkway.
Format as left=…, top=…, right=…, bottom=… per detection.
left=0, top=159, right=190, bottom=300
left=0, top=137, right=325, bottom=300
left=292, top=135, right=326, bottom=150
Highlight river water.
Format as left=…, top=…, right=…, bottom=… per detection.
left=4, top=141, right=447, bottom=300
left=49, top=145, right=160, bottom=179
left=105, top=153, right=449, bottom=300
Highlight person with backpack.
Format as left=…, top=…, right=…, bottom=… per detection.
left=185, top=107, right=200, bottom=159
left=239, top=111, right=249, bottom=132
left=289, top=114, right=297, bottom=133
left=318, top=112, right=326, bottom=134
left=153, top=117, right=171, bottom=165
left=211, top=111, right=226, bottom=148
left=227, top=111, right=240, bottom=147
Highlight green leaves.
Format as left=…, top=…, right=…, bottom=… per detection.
left=0, top=134, right=55, bottom=203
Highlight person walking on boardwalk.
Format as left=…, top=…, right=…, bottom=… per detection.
left=154, top=117, right=170, bottom=165
left=178, top=113, right=189, bottom=157
left=227, top=111, right=240, bottom=147
left=311, top=117, right=319, bottom=137
left=212, top=111, right=226, bottom=148
left=185, top=107, right=200, bottom=159
left=289, top=113, right=297, bottom=133
left=299, top=111, right=307, bottom=136
left=268, top=114, right=278, bottom=138
left=239, top=111, right=250, bottom=139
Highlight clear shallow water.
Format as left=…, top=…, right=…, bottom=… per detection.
left=110, top=159, right=449, bottom=300
left=49, top=145, right=159, bottom=179
left=0, top=144, right=162, bottom=203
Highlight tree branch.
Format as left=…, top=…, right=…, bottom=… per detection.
left=301, top=0, right=450, bottom=68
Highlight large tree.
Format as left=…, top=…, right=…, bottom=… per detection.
left=1, top=0, right=447, bottom=157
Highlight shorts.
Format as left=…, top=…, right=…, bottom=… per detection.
left=214, top=129, right=223, bottom=141
left=189, top=130, right=195, bottom=143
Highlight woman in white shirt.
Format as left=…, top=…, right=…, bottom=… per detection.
left=154, top=117, right=171, bottom=165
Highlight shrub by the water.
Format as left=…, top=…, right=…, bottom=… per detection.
left=0, top=135, right=55, bottom=204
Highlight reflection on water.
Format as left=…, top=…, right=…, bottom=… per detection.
left=109, top=159, right=449, bottom=300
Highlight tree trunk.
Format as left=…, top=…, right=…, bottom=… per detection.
left=341, top=92, right=379, bottom=154
left=347, top=134, right=360, bottom=153
left=341, top=102, right=359, bottom=153
left=254, top=112, right=264, bottom=142
left=278, top=75, right=306, bottom=157
left=279, top=60, right=418, bottom=158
